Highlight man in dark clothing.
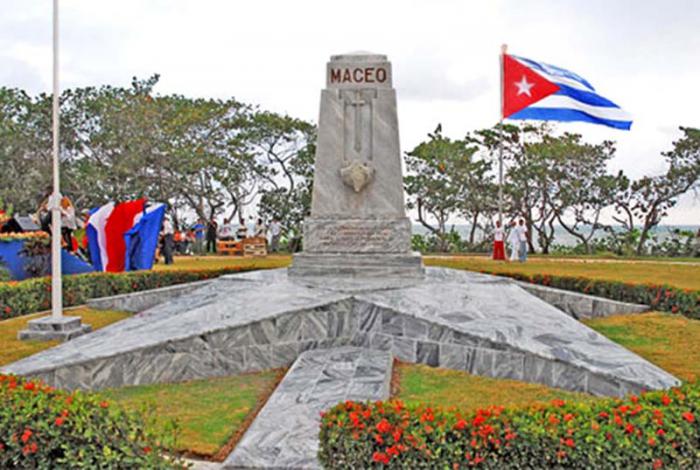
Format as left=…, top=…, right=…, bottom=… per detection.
left=206, top=218, right=218, bottom=254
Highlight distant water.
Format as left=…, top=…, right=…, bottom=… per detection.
left=411, top=224, right=700, bottom=248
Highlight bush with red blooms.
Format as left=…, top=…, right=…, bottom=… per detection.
left=319, top=383, right=700, bottom=468
left=476, top=270, right=700, bottom=320
left=0, top=374, right=182, bottom=468
left=0, top=265, right=273, bottom=320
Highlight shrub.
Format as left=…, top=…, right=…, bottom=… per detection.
left=0, top=265, right=271, bottom=320
left=475, top=270, right=700, bottom=320
left=320, top=383, right=700, bottom=468
left=0, top=374, right=181, bottom=468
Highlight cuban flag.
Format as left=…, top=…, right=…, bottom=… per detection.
left=502, top=53, right=632, bottom=130
left=86, top=199, right=165, bottom=272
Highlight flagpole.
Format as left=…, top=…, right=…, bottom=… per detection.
left=50, top=0, right=63, bottom=320
left=498, top=44, right=507, bottom=227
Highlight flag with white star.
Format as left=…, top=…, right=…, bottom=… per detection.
left=502, top=53, right=632, bottom=130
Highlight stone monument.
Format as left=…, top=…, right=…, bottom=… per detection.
left=289, top=52, right=423, bottom=278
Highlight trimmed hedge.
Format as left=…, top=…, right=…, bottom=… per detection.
left=320, top=383, right=700, bottom=468
left=0, top=266, right=269, bottom=320
left=474, top=270, right=700, bottom=320
left=0, top=374, right=181, bottom=468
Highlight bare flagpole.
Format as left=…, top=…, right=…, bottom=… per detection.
left=50, top=0, right=63, bottom=320
left=498, top=44, right=507, bottom=227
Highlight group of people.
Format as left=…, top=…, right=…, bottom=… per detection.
left=492, top=219, right=529, bottom=263
left=158, top=214, right=284, bottom=264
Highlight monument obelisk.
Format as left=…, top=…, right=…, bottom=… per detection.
left=290, top=52, right=423, bottom=278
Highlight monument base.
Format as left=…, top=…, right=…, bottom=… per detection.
left=18, top=316, right=91, bottom=342
left=289, top=252, right=424, bottom=278
left=303, top=217, right=413, bottom=253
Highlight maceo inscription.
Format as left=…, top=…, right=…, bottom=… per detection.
left=329, top=67, right=387, bottom=84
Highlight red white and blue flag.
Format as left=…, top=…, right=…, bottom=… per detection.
left=502, top=53, right=632, bottom=130
left=86, top=199, right=165, bottom=272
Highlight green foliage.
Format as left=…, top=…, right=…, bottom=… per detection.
left=0, top=265, right=273, bottom=320
left=319, top=383, right=700, bottom=468
left=0, top=374, right=181, bottom=468
left=404, top=125, right=494, bottom=251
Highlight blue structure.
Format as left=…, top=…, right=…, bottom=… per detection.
left=0, top=240, right=94, bottom=281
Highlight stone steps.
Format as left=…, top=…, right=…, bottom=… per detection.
left=223, top=347, right=392, bottom=469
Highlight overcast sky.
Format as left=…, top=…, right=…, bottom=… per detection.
left=2, top=0, right=699, bottom=224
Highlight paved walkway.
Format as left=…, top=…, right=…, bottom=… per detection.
left=223, top=347, right=392, bottom=469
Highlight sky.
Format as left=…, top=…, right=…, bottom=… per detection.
left=1, top=0, right=699, bottom=224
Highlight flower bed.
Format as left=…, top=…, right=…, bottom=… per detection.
left=320, top=383, right=700, bottom=468
left=0, top=266, right=271, bottom=320
left=0, top=374, right=180, bottom=468
left=477, top=271, right=700, bottom=320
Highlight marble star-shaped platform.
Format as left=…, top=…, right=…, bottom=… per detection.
left=1, top=268, right=678, bottom=396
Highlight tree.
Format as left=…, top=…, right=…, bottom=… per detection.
left=404, top=126, right=491, bottom=252
left=246, top=111, right=316, bottom=247
left=613, top=127, right=700, bottom=254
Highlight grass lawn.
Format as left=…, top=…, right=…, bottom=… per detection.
left=394, top=363, right=591, bottom=412
left=585, top=312, right=700, bottom=382
left=152, top=255, right=291, bottom=272
left=0, top=307, right=131, bottom=367
left=100, top=370, right=284, bottom=458
left=394, top=311, right=700, bottom=411
left=425, top=255, right=700, bottom=291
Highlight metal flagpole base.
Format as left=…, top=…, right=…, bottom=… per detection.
left=18, top=316, right=91, bottom=342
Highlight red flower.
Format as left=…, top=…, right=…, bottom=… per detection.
left=624, top=423, right=635, bottom=434
left=21, top=429, right=32, bottom=443
left=563, top=413, right=574, bottom=422
left=372, top=451, right=390, bottom=465
left=630, top=395, right=639, bottom=403
left=648, top=437, right=656, bottom=446
left=551, top=399, right=565, bottom=407
left=454, top=419, right=467, bottom=431
left=598, top=411, right=609, bottom=419
left=374, top=433, right=384, bottom=445
left=661, top=395, right=671, bottom=406
left=55, top=417, right=64, bottom=426
left=562, top=438, right=575, bottom=448
left=99, top=401, right=109, bottom=408
left=653, top=459, right=663, bottom=469
left=23, top=382, right=36, bottom=391
left=556, top=450, right=567, bottom=459
left=682, top=411, right=695, bottom=423
left=548, top=415, right=560, bottom=425
left=143, top=446, right=152, bottom=454
left=3, top=306, right=10, bottom=314
left=376, top=419, right=391, bottom=434
left=657, top=428, right=666, bottom=436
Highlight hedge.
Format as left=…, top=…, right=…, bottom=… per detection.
left=474, top=270, right=700, bottom=320
left=0, top=373, right=182, bottom=468
left=0, top=266, right=270, bottom=320
left=320, top=382, right=700, bottom=468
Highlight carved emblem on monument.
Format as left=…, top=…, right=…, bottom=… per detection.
left=340, top=160, right=374, bottom=192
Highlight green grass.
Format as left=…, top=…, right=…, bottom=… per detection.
left=394, top=363, right=591, bottom=412
left=395, top=312, right=700, bottom=411
left=152, top=255, right=291, bottom=272
left=425, top=255, right=700, bottom=291
left=585, top=312, right=700, bottom=382
left=100, top=370, right=284, bottom=457
left=0, top=307, right=131, bottom=367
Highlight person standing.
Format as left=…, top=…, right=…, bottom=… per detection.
left=236, top=216, right=248, bottom=241
left=206, top=218, right=218, bottom=254
left=517, top=219, right=528, bottom=263
left=161, top=216, right=175, bottom=265
left=254, top=218, right=266, bottom=238
left=60, top=196, right=77, bottom=250
left=507, top=221, right=519, bottom=262
left=492, top=220, right=505, bottom=261
left=269, top=218, right=282, bottom=253
left=193, top=219, right=205, bottom=254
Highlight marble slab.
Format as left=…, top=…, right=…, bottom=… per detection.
left=223, top=347, right=391, bottom=469
left=1, top=268, right=679, bottom=396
